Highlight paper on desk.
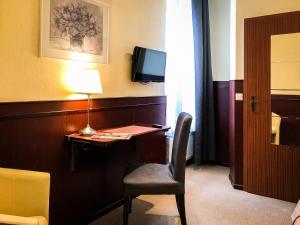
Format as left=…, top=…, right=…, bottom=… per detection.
left=91, top=132, right=132, bottom=140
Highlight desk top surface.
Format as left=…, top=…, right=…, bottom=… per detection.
left=66, top=125, right=170, bottom=144
left=103, top=125, right=159, bottom=135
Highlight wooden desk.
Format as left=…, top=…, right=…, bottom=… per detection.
left=64, top=124, right=170, bottom=221
left=66, top=125, right=170, bottom=172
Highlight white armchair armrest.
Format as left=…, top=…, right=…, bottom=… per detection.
left=0, top=214, right=39, bottom=225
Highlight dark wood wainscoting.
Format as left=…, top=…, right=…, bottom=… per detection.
left=229, top=80, right=244, bottom=190
left=213, top=80, right=244, bottom=169
left=0, top=96, right=167, bottom=225
left=272, top=95, right=300, bottom=146
left=214, top=81, right=230, bottom=165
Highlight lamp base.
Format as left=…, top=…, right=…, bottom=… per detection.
left=79, top=124, right=97, bottom=136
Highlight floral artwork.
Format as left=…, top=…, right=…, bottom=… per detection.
left=40, top=0, right=109, bottom=63
left=50, top=0, right=102, bottom=54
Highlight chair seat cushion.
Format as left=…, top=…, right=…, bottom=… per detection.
left=123, top=164, right=183, bottom=195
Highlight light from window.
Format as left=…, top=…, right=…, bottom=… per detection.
left=165, top=0, right=195, bottom=132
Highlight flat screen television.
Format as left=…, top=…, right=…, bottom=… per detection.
left=131, top=46, right=167, bottom=82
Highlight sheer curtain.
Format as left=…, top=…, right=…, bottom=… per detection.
left=165, top=0, right=195, bottom=133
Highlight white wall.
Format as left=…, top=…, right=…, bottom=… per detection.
left=209, top=0, right=232, bottom=81
left=0, top=0, right=166, bottom=102
left=271, top=33, right=300, bottom=95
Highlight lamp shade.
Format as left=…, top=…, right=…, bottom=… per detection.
left=71, top=69, right=103, bottom=94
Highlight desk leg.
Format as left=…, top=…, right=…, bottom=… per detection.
left=134, top=137, right=144, bottom=163
left=71, top=141, right=78, bottom=172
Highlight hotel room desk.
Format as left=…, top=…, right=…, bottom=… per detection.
left=66, top=125, right=170, bottom=172
left=64, top=124, right=170, bottom=222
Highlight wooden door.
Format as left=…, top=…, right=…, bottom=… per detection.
left=244, top=11, right=300, bottom=202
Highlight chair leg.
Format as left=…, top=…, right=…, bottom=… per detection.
left=129, top=196, right=132, bottom=214
left=176, top=194, right=187, bottom=225
left=175, top=195, right=181, bottom=212
left=123, top=196, right=130, bottom=225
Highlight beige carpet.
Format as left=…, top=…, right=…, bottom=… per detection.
left=90, top=166, right=296, bottom=225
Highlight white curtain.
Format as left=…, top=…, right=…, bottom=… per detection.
left=165, top=0, right=195, bottom=133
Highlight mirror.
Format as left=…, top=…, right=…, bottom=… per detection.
left=271, top=33, right=300, bottom=146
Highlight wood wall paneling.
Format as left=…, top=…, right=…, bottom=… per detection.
left=0, top=96, right=167, bottom=225
left=229, top=80, right=244, bottom=189
left=271, top=95, right=300, bottom=146
left=213, top=80, right=243, bottom=171
left=244, top=11, right=300, bottom=202
left=214, top=81, right=230, bottom=165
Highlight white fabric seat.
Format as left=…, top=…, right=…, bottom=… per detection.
left=0, top=168, right=50, bottom=225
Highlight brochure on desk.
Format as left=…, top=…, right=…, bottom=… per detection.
left=91, top=132, right=132, bottom=140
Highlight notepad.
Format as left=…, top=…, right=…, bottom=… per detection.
left=91, top=132, right=132, bottom=140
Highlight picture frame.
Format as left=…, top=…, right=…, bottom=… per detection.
left=40, top=0, right=109, bottom=64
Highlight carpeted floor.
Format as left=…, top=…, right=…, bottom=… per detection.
left=90, top=166, right=296, bottom=225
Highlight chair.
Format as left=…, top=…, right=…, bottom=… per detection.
left=292, top=200, right=300, bottom=225
left=123, top=112, right=192, bottom=225
left=0, top=168, right=50, bottom=225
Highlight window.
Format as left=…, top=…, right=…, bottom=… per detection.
left=165, top=0, right=195, bottom=132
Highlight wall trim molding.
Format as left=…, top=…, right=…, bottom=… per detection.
left=213, top=81, right=229, bottom=89
left=0, top=96, right=166, bottom=121
left=271, top=94, right=300, bottom=101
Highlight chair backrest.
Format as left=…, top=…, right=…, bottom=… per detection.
left=169, top=112, right=192, bottom=185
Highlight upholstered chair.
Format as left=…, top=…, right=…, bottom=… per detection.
left=123, top=112, right=192, bottom=225
left=0, top=168, right=50, bottom=225
left=292, top=200, right=300, bottom=225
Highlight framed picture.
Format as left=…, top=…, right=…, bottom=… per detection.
left=40, top=0, right=109, bottom=63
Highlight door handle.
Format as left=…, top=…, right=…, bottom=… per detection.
left=250, top=96, right=258, bottom=112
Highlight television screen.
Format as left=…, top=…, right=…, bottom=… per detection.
left=131, top=46, right=166, bottom=82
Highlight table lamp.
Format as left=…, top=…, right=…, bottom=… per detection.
left=74, top=69, right=103, bottom=135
